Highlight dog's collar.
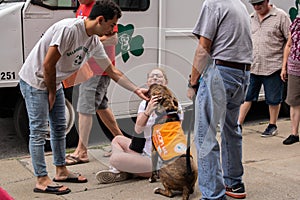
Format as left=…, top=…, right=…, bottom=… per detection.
left=166, top=111, right=178, bottom=115
left=160, top=111, right=178, bottom=118
left=155, top=111, right=180, bottom=124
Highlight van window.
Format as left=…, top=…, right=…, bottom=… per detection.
left=113, top=0, right=149, bottom=11
left=31, top=0, right=77, bottom=9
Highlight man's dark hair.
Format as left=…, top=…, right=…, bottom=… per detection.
left=88, top=0, right=122, bottom=20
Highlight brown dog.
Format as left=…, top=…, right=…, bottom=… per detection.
left=148, top=84, right=198, bottom=200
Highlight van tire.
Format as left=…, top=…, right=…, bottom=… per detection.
left=13, top=97, right=78, bottom=151
left=13, top=98, right=30, bottom=144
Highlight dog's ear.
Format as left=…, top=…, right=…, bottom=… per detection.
left=173, top=96, right=179, bottom=108
left=165, top=87, right=178, bottom=111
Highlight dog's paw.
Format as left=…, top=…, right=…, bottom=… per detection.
left=148, top=177, right=157, bottom=183
left=153, top=187, right=161, bottom=194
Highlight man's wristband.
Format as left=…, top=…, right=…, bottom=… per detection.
left=188, top=81, right=199, bottom=89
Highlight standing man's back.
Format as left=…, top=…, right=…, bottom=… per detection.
left=188, top=0, right=252, bottom=199
left=193, top=0, right=252, bottom=64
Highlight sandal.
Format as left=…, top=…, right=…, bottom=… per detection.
left=65, top=154, right=89, bottom=165
left=53, top=172, right=88, bottom=183
left=103, top=149, right=112, bottom=157
left=33, top=185, right=71, bottom=195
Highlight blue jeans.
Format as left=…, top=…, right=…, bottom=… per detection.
left=19, top=79, right=66, bottom=177
left=194, top=63, right=249, bottom=199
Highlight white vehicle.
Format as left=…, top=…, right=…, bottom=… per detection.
left=0, top=0, right=295, bottom=146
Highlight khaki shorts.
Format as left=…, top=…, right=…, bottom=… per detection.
left=77, top=75, right=110, bottom=114
left=286, top=74, right=300, bottom=107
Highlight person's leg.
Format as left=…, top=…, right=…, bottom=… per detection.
left=262, top=71, right=284, bottom=137
left=95, top=76, right=123, bottom=138
left=194, top=64, right=226, bottom=199
left=68, top=113, right=93, bottom=161
left=283, top=74, right=300, bottom=144
left=238, top=74, right=261, bottom=124
left=269, top=104, right=281, bottom=124
left=109, top=136, right=151, bottom=176
left=217, top=66, right=249, bottom=199
left=291, top=105, right=300, bottom=135
left=49, top=88, right=66, bottom=167
left=49, top=89, right=87, bottom=182
left=95, top=76, right=123, bottom=156
left=19, top=80, right=69, bottom=192
left=69, top=76, right=100, bottom=162
left=238, top=101, right=252, bottom=124
left=96, top=108, right=123, bottom=137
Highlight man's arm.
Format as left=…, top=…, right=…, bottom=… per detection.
left=44, top=45, right=61, bottom=110
left=190, top=36, right=212, bottom=85
left=281, top=32, right=291, bottom=82
left=187, top=36, right=212, bottom=100
left=95, top=58, right=149, bottom=100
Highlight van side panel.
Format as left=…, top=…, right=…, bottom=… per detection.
left=158, top=0, right=204, bottom=109
left=23, top=4, right=75, bottom=59
left=108, top=0, right=159, bottom=118
left=0, top=3, right=23, bottom=88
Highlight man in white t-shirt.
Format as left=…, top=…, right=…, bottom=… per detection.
left=18, top=0, right=148, bottom=195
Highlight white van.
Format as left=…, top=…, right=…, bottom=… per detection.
left=0, top=0, right=295, bottom=146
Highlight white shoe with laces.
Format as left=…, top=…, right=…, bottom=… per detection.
left=95, top=166, right=131, bottom=184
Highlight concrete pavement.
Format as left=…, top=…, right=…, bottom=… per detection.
left=1, top=118, right=300, bottom=200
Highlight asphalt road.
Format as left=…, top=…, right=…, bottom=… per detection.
left=0, top=101, right=288, bottom=160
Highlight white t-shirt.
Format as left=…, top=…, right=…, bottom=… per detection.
left=138, top=100, right=184, bottom=156
left=19, top=18, right=109, bottom=90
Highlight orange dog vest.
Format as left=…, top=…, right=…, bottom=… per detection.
left=152, top=121, right=187, bottom=161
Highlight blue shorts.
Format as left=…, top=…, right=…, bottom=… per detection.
left=245, top=70, right=284, bottom=105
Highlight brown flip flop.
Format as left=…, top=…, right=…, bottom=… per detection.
left=65, top=154, right=89, bottom=165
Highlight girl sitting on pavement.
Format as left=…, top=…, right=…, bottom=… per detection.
left=95, top=68, right=183, bottom=183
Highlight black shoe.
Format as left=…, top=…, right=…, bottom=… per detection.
left=261, top=124, right=278, bottom=137
left=225, top=182, right=246, bottom=199
left=283, top=134, right=299, bottom=145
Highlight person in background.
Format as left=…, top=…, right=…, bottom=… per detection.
left=65, top=0, right=123, bottom=165
left=281, top=17, right=300, bottom=145
left=95, top=68, right=183, bottom=184
left=238, top=0, right=291, bottom=137
left=18, top=0, right=148, bottom=195
left=187, top=0, right=252, bottom=199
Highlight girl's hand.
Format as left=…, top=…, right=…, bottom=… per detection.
left=144, top=95, right=160, bottom=115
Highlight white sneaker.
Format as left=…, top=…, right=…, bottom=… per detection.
left=95, top=166, right=131, bottom=184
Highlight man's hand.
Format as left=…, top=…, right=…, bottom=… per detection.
left=280, top=68, right=287, bottom=82
left=48, top=91, right=56, bottom=111
left=43, top=46, right=60, bottom=111
left=135, top=88, right=149, bottom=101
left=187, top=87, right=196, bottom=100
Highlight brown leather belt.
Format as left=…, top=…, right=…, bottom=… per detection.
left=215, top=60, right=251, bottom=71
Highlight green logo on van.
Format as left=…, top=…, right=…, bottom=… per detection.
left=289, top=0, right=300, bottom=21
left=116, top=24, right=144, bottom=63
